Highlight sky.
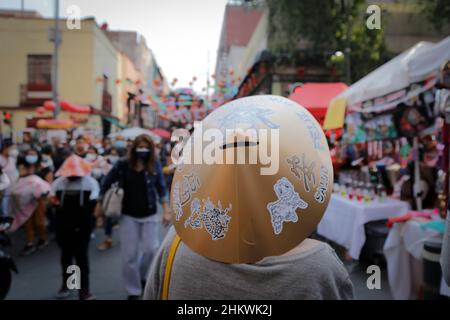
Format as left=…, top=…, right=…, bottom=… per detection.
left=1, top=0, right=229, bottom=93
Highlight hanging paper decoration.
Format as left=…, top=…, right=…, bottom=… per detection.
left=43, top=100, right=91, bottom=114
left=115, top=79, right=121, bottom=85
left=135, top=79, right=141, bottom=85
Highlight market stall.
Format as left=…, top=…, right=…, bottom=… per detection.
left=384, top=216, right=450, bottom=299
left=321, top=35, right=450, bottom=299
left=318, top=194, right=409, bottom=260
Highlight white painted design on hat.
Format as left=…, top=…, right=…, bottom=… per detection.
left=287, top=154, right=317, bottom=192
left=185, top=197, right=232, bottom=240
left=181, top=173, right=201, bottom=205
left=216, top=106, right=280, bottom=130
left=314, top=165, right=329, bottom=203
left=267, top=177, right=308, bottom=235
left=172, top=182, right=183, bottom=221
left=173, top=172, right=201, bottom=221
left=297, top=111, right=325, bottom=151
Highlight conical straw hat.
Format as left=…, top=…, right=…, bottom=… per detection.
left=55, top=154, right=93, bottom=177
left=171, top=95, right=333, bottom=263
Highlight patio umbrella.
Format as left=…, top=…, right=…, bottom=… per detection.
left=109, top=127, right=161, bottom=143
left=150, top=128, right=171, bottom=140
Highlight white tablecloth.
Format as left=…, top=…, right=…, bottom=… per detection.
left=383, top=219, right=450, bottom=299
left=317, top=194, right=410, bottom=259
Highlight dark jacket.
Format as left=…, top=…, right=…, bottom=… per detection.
left=100, top=159, right=168, bottom=216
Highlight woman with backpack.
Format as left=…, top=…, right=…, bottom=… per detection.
left=99, top=134, right=170, bottom=300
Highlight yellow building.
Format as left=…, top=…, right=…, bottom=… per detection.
left=0, top=13, right=125, bottom=136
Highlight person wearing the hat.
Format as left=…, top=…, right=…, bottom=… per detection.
left=143, top=95, right=354, bottom=300
left=98, top=134, right=170, bottom=300
left=51, top=155, right=100, bottom=300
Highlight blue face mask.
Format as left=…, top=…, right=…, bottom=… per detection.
left=25, top=155, right=38, bottom=165
left=114, top=141, right=127, bottom=149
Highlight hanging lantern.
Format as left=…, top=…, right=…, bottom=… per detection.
left=192, top=76, right=197, bottom=82
left=115, top=79, right=121, bottom=85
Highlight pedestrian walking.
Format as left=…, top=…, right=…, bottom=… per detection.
left=9, top=148, right=51, bottom=255
left=99, top=134, right=170, bottom=300
left=0, top=139, right=19, bottom=217
left=51, top=155, right=99, bottom=300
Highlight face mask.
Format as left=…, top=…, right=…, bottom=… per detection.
left=86, top=154, right=97, bottom=162
left=135, top=148, right=150, bottom=160
left=114, top=141, right=127, bottom=149
left=25, top=155, right=38, bottom=165
left=92, top=168, right=103, bottom=179
left=108, top=155, right=119, bottom=164
left=8, top=148, right=19, bottom=158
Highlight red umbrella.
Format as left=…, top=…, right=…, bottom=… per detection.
left=150, top=128, right=171, bottom=140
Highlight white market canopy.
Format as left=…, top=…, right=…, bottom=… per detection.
left=341, top=35, right=450, bottom=106
left=324, top=35, right=450, bottom=129
left=109, top=127, right=161, bottom=143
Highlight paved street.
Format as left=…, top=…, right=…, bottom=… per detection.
left=5, top=217, right=391, bottom=300
left=6, top=212, right=171, bottom=300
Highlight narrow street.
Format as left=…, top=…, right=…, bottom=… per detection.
left=6, top=213, right=170, bottom=300
left=6, top=218, right=392, bottom=300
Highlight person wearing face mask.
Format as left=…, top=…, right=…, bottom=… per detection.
left=74, top=135, right=89, bottom=158
left=98, top=134, right=170, bottom=299
left=112, top=137, right=128, bottom=154
left=9, top=148, right=51, bottom=255
left=0, top=139, right=19, bottom=217
left=106, top=147, right=122, bottom=166
left=51, top=155, right=99, bottom=300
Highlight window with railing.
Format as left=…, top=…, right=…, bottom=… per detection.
left=27, top=54, right=52, bottom=86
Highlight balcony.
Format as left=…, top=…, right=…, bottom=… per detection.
left=20, top=83, right=53, bottom=107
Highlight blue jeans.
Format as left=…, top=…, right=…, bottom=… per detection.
left=105, top=217, right=114, bottom=237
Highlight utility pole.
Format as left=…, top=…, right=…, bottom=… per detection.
left=52, top=0, right=61, bottom=118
